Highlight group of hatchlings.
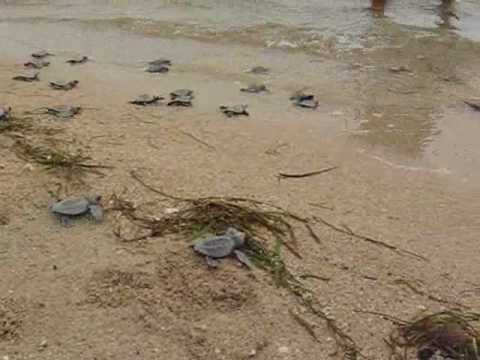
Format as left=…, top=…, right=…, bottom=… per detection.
left=2, top=49, right=319, bottom=122
left=2, top=49, right=319, bottom=269
left=48, top=194, right=253, bottom=269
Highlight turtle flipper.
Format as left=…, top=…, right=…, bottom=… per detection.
left=206, top=256, right=220, bottom=268
left=89, top=204, right=104, bottom=222
left=234, top=250, right=254, bottom=270
left=58, top=215, right=73, bottom=227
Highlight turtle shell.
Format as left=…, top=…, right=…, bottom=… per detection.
left=170, top=89, right=193, bottom=99
left=49, top=80, right=79, bottom=90
left=130, top=94, right=161, bottom=105
left=220, top=105, right=249, bottom=117
left=294, top=98, right=319, bottom=109
left=290, top=92, right=314, bottom=102
left=47, top=105, right=81, bottom=118
left=248, top=66, right=269, bottom=75
left=167, top=95, right=192, bottom=107
left=240, top=84, right=268, bottom=93
left=24, top=59, right=50, bottom=69
left=146, top=63, right=169, bottom=73
left=32, top=50, right=52, bottom=58
left=51, top=196, right=90, bottom=216
left=148, top=58, right=172, bottom=66
left=193, top=235, right=237, bottom=258
left=13, top=71, right=39, bottom=82
left=66, top=55, right=88, bottom=65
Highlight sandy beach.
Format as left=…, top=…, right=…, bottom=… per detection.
left=2, top=1, right=480, bottom=359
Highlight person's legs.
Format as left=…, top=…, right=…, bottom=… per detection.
left=371, top=0, right=386, bottom=13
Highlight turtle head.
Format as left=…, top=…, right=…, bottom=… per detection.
left=86, top=194, right=102, bottom=204
left=225, top=227, right=246, bottom=247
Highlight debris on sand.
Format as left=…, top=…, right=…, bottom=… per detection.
left=277, top=166, right=338, bottom=179
left=389, top=310, right=480, bottom=360
left=0, top=113, right=32, bottom=134
left=13, top=71, right=39, bottom=82
left=49, top=80, right=79, bottom=90
left=130, top=94, right=162, bottom=106
left=50, top=194, right=104, bottom=224
left=220, top=104, right=249, bottom=117
left=14, top=140, right=111, bottom=177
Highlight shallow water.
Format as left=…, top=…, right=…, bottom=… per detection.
left=1, top=0, right=480, bottom=51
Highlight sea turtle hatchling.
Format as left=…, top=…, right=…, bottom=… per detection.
left=247, top=66, right=269, bottom=75
left=49, top=80, right=79, bottom=90
left=148, top=58, right=172, bottom=66
left=31, top=50, right=53, bottom=58
left=170, top=89, right=194, bottom=99
left=294, top=98, right=319, bottom=109
left=240, top=83, right=268, bottom=93
left=167, top=96, right=193, bottom=107
left=290, top=91, right=319, bottom=109
left=24, top=59, right=50, bottom=69
left=220, top=104, right=249, bottom=117
left=130, top=94, right=162, bottom=106
left=66, top=55, right=89, bottom=65
left=146, top=63, right=169, bottom=73
left=50, top=194, right=104, bottom=224
left=0, top=106, right=11, bottom=121
left=13, top=71, right=39, bottom=82
left=45, top=105, right=82, bottom=118
left=192, top=227, right=253, bottom=268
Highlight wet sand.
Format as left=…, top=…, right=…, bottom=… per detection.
left=2, top=1, right=480, bottom=359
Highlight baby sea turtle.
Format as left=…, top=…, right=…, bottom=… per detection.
left=24, top=59, right=50, bottom=69
left=50, top=194, right=103, bottom=224
left=31, top=50, right=52, bottom=58
left=240, top=83, right=268, bottom=93
left=290, top=92, right=319, bottom=109
left=148, top=58, right=172, bottom=66
left=170, top=89, right=194, bottom=99
left=220, top=105, right=249, bottom=117
left=45, top=105, right=82, bottom=118
left=0, top=106, right=11, bottom=121
left=168, top=96, right=192, bottom=107
left=193, top=227, right=252, bottom=268
left=294, top=98, right=319, bottom=109
left=168, top=89, right=193, bottom=107
left=146, top=63, right=169, bottom=73
left=247, top=66, right=269, bottom=75
left=66, top=55, right=89, bottom=65
left=49, top=80, right=79, bottom=90
left=13, top=71, right=39, bottom=82
left=130, top=94, right=162, bottom=106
